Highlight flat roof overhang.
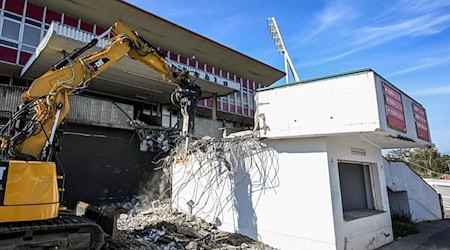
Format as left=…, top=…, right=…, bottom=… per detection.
left=30, top=0, right=285, bottom=86
left=21, top=28, right=235, bottom=103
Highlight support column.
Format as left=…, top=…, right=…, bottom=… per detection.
left=212, top=93, right=217, bottom=120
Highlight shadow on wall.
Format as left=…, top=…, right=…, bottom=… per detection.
left=230, top=144, right=281, bottom=241
left=169, top=135, right=280, bottom=238
left=233, top=170, right=258, bottom=240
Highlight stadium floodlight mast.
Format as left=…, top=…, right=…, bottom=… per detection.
left=267, top=17, right=300, bottom=84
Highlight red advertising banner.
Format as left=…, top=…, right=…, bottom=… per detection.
left=383, top=83, right=406, bottom=132
left=413, top=103, right=430, bottom=142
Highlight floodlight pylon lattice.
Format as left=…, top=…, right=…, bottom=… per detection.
left=267, top=17, right=300, bottom=84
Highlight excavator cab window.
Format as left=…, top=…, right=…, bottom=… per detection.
left=0, top=163, right=6, bottom=192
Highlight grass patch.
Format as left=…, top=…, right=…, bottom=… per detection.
left=392, top=211, right=418, bottom=239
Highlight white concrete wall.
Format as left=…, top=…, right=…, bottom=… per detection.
left=256, top=71, right=381, bottom=138
left=256, top=70, right=431, bottom=148
left=326, top=135, right=393, bottom=250
left=172, top=137, right=338, bottom=250
left=172, top=135, right=398, bottom=249
left=385, top=161, right=442, bottom=222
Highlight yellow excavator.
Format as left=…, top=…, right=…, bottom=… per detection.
left=0, top=21, right=200, bottom=249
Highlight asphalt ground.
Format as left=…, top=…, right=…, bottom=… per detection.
left=378, top=219, right=450, bottom=250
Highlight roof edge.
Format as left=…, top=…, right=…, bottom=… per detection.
left=119, top=0, right=284, bottom=78
left=258, top=68, right=373, bottom=92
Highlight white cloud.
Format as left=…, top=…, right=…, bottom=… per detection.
left=411, top=85, right=450, bottom=97
left=394, top=0, right=450, bottom=14
left=388, top=57, right=450, bottom=77
left=304, top=13, right=450, bottom=66
left=299, top=0, right=357, bottom=43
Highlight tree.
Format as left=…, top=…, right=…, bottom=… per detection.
left=386, top=146, right=450, bottom=178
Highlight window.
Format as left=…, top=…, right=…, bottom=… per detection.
left=249, top=91, right=255, bottom=109
left=229, top=93, right=235, bottom=100
left=235, top=92, right=241, bottom=104
left=0, top=166, right=4, bottom=181
left=1, top=19, right=21, bottom=40
left=161, top=106, right=171, bottom=128
left=338, top=162, right=382, bottom=220
left=22, top=25, right=41, bottom=47
left=0, top=75, right=11, bottom=85
left=12, top=77, right=28, bottom=87
left=0, top=166, right=5, bottom=191
left=243, top=89, right=248, bottom=107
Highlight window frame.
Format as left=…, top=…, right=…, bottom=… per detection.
left=0, top=12, right=23, bottom=48
left=337, top=161, right=384, bottom=221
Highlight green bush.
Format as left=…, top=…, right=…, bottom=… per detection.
left=391, top=211, right=418, bottom=239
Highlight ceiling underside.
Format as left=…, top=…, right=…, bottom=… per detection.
left=21, top=34, right=235, bottom=103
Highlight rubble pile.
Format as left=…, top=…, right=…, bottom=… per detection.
left=102, top=198, right=276, bottom=250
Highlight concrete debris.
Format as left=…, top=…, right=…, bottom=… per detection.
left=163, top=135, right=279, bottom=220
left=131, top=120, right=178, bottom=153
left=102, top=198, right=276, bottom=250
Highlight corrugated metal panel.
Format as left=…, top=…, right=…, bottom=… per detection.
left=0, top=85, right=133, bottom=129
left=51, top=21, right=110, bottom=48
left=0, top=85, right=26, bottom=114
left=66, top=95, right=133, bottom=130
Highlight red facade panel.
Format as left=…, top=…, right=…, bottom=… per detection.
left=206, top=99, right=212, bottom=108
left=80, top=21, right=94, bottom=33
left=5, top=0, right=24, bottom=14
left=237, top=106, right=242, bottom=115
left=383, top=83, right=406, bottom=132
left=19, top=51, right=31, bottom=65
left=222, top=102, right=229, bottom=112
left=243, top=108, right=248, bottom=116
left=249, top=81, right=255, bottom=90
left=413, top=103, right=430, bottom=142
left=223, top=70, right=228, bottom=79
left=188, top=59, right=196, bottom=67
left=169, top=52, right=177, bottom=61
left=197, top=99, right=205, bottom=107
left=63, top=14, right=78, bottom=28
left=95, top=26, right=106, bottom=35
left=179, top=55, right=187, bottom=64
left=230, top=104, right=235, bottom=113
left=0, top=46, right=17, bottom=63
left=206, top=64, right=212, bottom=73
left=45, top=9, right=61, bottom=24
left=159, top=49, right=167, bottom=57
left=25, top=2, right=44, bottom=21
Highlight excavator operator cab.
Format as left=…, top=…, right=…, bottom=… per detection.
left=0, top=162, right=5, bottom=192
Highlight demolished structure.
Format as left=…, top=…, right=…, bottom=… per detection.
left=0, top=0, right=284, bottom=206
left=170, top=69, right=443, bottom=250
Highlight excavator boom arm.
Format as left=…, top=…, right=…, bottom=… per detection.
left=0, top=21, right=199, bottom=161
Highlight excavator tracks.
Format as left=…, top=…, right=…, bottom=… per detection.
left=0, top=213, right=104, bottom=249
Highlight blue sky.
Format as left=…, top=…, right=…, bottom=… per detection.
left=126, top=0, right=450, bottom=154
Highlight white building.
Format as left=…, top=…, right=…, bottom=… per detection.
left=172, top=69, right=442, bottom=249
